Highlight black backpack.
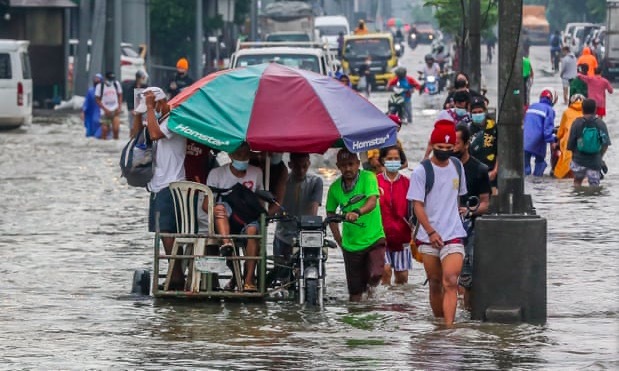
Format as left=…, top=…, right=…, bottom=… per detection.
left=212, top=183, right=266, bottom=232
left=120, top=127, right=155, bottom=188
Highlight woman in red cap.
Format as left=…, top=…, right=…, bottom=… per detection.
left=407, top=121, right=468, bottom=326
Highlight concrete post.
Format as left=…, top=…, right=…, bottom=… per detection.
left=89, top=0, right=106, bottom=81
left=250, top=0, right=258, bottom=41
left=471, top=0, right=547, bottom=325
left=195, top=0, right=203, bottom=79
left=75, top=0, right=91, bottom=96
left=468, top=0, right=481, bottom=93
left=113, top=0, right=122, bottom=79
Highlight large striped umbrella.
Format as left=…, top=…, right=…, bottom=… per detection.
left=167, top=63, right=397, bottom=154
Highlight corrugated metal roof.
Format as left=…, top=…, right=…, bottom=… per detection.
left=10, top=0, right=77, bottom=8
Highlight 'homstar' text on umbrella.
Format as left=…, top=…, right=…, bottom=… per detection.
left=351, top=134, right=391, bottom=151
left=175, top=124, right=230, bottom=147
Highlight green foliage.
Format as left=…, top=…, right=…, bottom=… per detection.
left=150, top=0, right=196, bottom=66
left=410, top=3, right=436, bottom=25
left=523, top=0, right=606, bottom=33
left=424, top=0, right=498, bottom=40
left=149, top=0, right=250, bottom=66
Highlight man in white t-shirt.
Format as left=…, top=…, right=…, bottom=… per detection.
left=95, top=72, right=123, bottom=140
left=407, top=120, right=467, bottom=327
left=143, top=87, right=187, bottom=290
left=204, top=142, right=264, bottom=291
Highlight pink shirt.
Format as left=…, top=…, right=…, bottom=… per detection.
left=579, top=74, right=613, bottom=108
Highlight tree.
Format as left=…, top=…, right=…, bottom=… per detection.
left=424, top=0, right=498, bottom=41
left=149, top=0, right=250, bottom=67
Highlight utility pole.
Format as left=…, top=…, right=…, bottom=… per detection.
left=89, top=0, right=106, bottom=81
left=471, top=0, right=547, bottom=325
left=250, top=0, right=258, bottom=41
left=468, top=0, right=481, bottom=93
left=74, top=0, right=91, bottom=95
left=195, top=0, right=203, bottom=79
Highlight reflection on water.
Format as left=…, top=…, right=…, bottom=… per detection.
left=1, top=45, right=618, bottom=369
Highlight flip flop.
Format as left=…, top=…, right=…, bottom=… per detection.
left=243, top=282, right=257, bottom=292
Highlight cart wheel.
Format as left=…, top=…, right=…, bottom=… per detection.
left=131, top=269, right=151, bottom=295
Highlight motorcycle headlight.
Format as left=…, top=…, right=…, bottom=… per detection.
left=411, top=34, right=417, bottom=40
left=300, top=231, right=323, bottom=248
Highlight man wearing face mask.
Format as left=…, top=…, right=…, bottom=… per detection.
left=407, top=121, right=467, bottom=327
left=141, top=87, right=187, bottom=290
left=468, top=96, right=498, bottom=193
left=205, top=143, right=264, bottom=291
left=452, top=124, right=491, bottom=310
left=443, top=72, right=483, bottom=109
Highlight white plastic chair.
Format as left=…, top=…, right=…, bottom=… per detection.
left=166, top=181, right=220, bottom=292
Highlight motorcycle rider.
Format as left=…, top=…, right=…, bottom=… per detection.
left=387, top=66, right=421, bottom=125
left=550, top=30, right=562, bottom=72
left=418, top=54, right=441, bottom=94
left=273, top=153, right=323, bottom=284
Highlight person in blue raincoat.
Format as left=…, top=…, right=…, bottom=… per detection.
left=523, top=88, right=557, bottom=176
left=81, top=73, right=103, bottom=137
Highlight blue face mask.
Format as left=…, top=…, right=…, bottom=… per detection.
left=472, top=112, right=486, bottom=124
left=231, top=159, right=249, bottom=171
left=384, top=160, right=401, bottom=172
left=455, top=107, right=468, bottom=117
left=155, top=111, right=162, bottom=120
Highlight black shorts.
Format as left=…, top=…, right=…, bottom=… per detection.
left=342, top=238, right=386, bottom=295
left=148, top=187, right=178, bottom=233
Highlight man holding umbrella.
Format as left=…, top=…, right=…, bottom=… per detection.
left=326, top=149, right=386, bottom=302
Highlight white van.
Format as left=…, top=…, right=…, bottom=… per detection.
left=0, top=40, right=32, bottom=129
left=315, top=16, right=350, bottom=51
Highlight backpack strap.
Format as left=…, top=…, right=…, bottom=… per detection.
left=420, top=159, right=434, bottom=198
left=449, top=157, right=463, bottom=194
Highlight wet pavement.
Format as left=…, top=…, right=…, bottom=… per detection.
left=0, top=43, right=617, bottom=369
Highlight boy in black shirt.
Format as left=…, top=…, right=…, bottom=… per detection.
left=453, top=124, right=492, bottom=310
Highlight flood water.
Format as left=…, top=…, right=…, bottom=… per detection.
left=0, top=45, right=617, bottom=369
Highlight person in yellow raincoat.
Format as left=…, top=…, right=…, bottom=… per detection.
left=554, top=94, right=585, bottom=178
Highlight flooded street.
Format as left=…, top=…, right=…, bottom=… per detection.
left=1, top=44, right=617, bottom=369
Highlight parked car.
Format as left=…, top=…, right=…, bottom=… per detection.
left=230, top=43, right=335, bottom=76
left=563, top=22, right=594, bottom=47
left=68, top=40, right=146, bottom=83
left=0, top=39, right=32, bottom=129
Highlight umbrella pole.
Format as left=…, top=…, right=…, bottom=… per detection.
left=265, top=152, right=271, bottom=193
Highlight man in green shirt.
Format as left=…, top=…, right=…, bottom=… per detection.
left=326, top=149, right=386, bottom=302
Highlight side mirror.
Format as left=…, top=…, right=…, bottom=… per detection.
left=256, top=190, right=276, bottom=203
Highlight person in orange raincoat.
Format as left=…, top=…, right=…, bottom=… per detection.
left=577, top=47, right=598, bottom=76
left=554, top=94, right=585, bottom=178
left=354, top=19, right=369, bottom=35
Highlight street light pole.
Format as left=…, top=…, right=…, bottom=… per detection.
left=195, top=0, right=203, bottom=79
left=250, top=0, right=258, bottom=41
left=471, top=0, right=547, bottom=325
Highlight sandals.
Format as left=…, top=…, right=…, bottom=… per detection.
left=243, top=282, right=257, bottom=292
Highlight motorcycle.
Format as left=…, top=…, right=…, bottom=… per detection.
left=258, top=190, right=365, bottom=307
left=408, top=32, right=418, bottom=50
left=419, top=73, right=441, bottom=109
left=387, top=84, right=406, bottom=122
